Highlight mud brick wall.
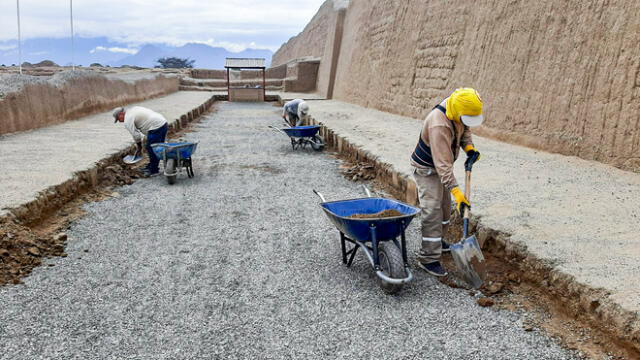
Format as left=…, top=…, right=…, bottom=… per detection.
left=274, top=0, right=640, bottom=172
left=266, top=64, right=287, bottom=79
left=271, top=1, right=334, bottom=67
left=0, top=75, right=179, bottom=135
left=190, top=69, right=226, bottom=79
left=284, top=61, right=320, bottom=92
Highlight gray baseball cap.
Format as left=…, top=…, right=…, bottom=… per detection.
left=112, top=107, right=124, bottom=123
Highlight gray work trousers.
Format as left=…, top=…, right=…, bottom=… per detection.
left=412, top=167, right=451, bottom=264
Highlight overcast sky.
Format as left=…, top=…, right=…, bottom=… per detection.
left=0, top=0, right=326, bottom=52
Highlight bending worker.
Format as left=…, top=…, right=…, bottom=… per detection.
left=410, top=88, right=483, bottom=277
left=113, top=106, right=168, bottom=177
left=282, top=98, right=310, bottom=127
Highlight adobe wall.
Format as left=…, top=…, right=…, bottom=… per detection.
left=271, top=1, right=335, bottom=67
left=284, top=61, right=320, bottom=93
left=274, top=0, right=640, bottom=172
left=0, top=75, right=179, bottom=135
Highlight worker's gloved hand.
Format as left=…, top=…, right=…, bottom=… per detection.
left=464, top=145, right=481, bottom=171
left=451, top=187, right=470, bottom=216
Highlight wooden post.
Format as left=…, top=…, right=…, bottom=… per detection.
left=226, top=67, right=230, bottom=100
left=262, top=67, right=266, bottom=101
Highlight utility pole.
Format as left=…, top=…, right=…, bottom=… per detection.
left=70, top=0, right=75, bottom=70
left=16, top=0, right=22, bottom=74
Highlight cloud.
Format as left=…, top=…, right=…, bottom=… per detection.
left=0, top=0, right=325, bottom=51
left=89, top=46, right=138, bottom=54
left=190, top=39, right=278, bottom=53
left=0, top=44, right=17, bottom=51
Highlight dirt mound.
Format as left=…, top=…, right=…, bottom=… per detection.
left=0, top=161, right=142, bottom=286
left=0, top=220, right=67, bottom=285
left=340, top=161, right=376, bottom=181
left=348, top=209, right=403, bottom=219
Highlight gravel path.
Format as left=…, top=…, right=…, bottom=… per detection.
left=0, top=102, right=580, bottom=359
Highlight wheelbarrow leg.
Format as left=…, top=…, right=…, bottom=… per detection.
left=186, top=158, right=194, bottom=178
left=340, top=232, right=359, bottom=267
left=340, top=232, right=347, bottom=264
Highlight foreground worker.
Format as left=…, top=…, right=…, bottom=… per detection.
left=113, top=106, right=168, bottom=177
left=282, top=99, right=310, bottom=127
left=410, top=88, right=483, bottom=277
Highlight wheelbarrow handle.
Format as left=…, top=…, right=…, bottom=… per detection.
left=268, top=125, right=287, bottom=135
left=362, top=185, right=373, bottom=198
left=313, top=189, right=326, bottom=202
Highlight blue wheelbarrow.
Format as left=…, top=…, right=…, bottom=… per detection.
left=151, top=142, right=198, bottom=185
left=314, top=186, right=419, bottom=294
left=270, top=125, right=325, bottom=151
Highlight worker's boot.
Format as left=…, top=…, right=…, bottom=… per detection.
left=418, top=261, right=448, bottom=277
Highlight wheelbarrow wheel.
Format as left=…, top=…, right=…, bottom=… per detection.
left=378, top=241, right=405, bottom=294
left=166, top=158, right=177, bottom=185
left=310, top=135, right=325, bottom=151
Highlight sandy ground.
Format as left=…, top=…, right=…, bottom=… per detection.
left=0, top=102, right=579, bottom=359
left=307, top=99, right=640, bottom=315
left=0, top=91, right=212, bottom=217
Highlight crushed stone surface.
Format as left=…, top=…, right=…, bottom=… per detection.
left=0, top=102, right=581, bottom=359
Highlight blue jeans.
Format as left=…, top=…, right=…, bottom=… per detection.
left=145, top=123, right=168, bottom=173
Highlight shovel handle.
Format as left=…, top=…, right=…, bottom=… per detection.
left=463, top=170, right=471, bottom=238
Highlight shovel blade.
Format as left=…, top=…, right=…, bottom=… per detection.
left=450, top=235, right=486, bottom=289
left=123, top=155, right=143, bottom=164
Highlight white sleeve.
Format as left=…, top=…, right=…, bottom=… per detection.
left=124, top=117, right=143, bottom=142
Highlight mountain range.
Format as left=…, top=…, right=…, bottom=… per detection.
left=0, top=36, right=273, bottom=69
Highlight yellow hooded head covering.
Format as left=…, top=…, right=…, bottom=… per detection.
left=446, top=88, right=484, bottom=127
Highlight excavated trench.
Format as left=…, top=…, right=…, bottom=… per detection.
left=0, top=100, right=216, bottom=287
left=319, top=121, right=640, bottom=360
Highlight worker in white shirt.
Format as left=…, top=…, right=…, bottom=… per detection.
left=282, top=99, right=310, bottom=127
left=113, top=106, right=168, bottom=177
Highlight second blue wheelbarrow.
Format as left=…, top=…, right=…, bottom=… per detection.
left=314, top=186, right=420, bottom=294
left=151, top=142, right=198, bottom=185
left=270, top=125, right=325, bottom=151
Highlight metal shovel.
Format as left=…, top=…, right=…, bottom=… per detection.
left=123, top=145, right=143, bottom=165
left=450, top=160, right=486, bottom=289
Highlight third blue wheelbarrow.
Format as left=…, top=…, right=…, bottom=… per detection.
left=151, top=142, right=198, bottom=185
left=314, top=186, right=420, bottom=294
left=270, top=125, right=325, bottom=151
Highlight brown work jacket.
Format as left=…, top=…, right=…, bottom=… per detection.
left=410, top=101, right=474, bottom=191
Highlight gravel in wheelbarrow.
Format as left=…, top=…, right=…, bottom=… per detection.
left=348, top=209, right=404, bottom=219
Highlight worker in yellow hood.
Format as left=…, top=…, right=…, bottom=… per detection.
left=410, top=88, right=483, bottom=276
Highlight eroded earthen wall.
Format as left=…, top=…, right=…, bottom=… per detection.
left=0, top=75, right=179, bottom=135
left=276, top=0, right=640, bottom=171
left=271, top=1, right=335, bottom=67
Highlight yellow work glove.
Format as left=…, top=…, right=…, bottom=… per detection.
left=451, top=187, right=470, bottom=215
